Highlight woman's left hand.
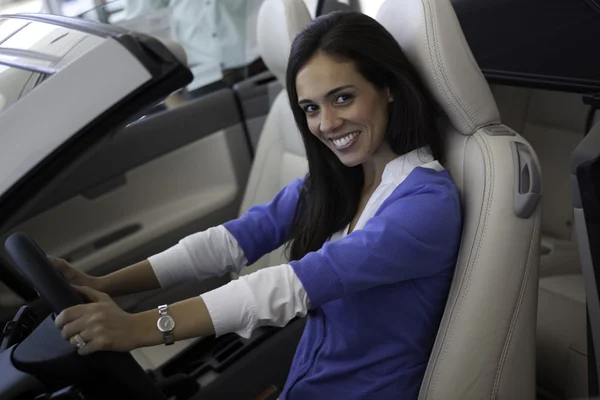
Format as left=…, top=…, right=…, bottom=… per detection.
left=55, top=285, right=147, bottom=355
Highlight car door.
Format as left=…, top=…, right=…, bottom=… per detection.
left=0, top=7, right=273, bottom=316
left=2, top=85, right=257, bottom=307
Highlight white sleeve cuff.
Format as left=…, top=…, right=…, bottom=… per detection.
left=148, top=243, right=196, bottom=288
left=200, top=264, right=310, bottom=339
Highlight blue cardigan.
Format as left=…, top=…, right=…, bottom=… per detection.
left=224, top=166, right=462, bottom=399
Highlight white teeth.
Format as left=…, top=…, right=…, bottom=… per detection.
left=332, top=131, right=359, bottom=148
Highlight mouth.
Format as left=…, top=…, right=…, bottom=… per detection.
left=328, top=131, right=361, bottom=150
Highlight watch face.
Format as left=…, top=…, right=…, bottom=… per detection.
left=157, top=315, right=175, bottom=332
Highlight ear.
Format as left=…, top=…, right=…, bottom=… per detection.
left=387, top=88, right=394, bottom=103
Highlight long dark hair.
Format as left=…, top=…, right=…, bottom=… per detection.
left=285, top=11, right=442, bottom=261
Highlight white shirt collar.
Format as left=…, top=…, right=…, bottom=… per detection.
left=381, top=147, right=442, bottom=187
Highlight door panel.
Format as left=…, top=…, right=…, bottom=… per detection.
left=0, top=87, right=253, bottom=311
left=10, top=130, right=242, bottom=272
left=18, top=89, right=245, bottom=219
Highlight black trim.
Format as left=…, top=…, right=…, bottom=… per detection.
left=586, top=108, right=598, bottom=135
left=231, top=87, right=256, bottom=160
left=316, top=0, right=327, bottom=16
left=0, top=259, right=37, bottom=302
left=482, top=70, right=600, bottom=94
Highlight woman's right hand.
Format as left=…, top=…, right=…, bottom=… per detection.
left=47, top=256, right=104, bottom=292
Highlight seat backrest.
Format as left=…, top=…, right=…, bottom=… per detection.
left=238, top=0, right=311, bottom=275
left=377, top=1, right=542, bottom=398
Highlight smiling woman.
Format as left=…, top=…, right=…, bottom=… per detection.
left=296, top=59, right=394, bottom=168
left=49, top=9, right=461, bottom=400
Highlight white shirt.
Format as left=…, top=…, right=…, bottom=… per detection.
left=148, top=148, right=443, bottom=339
left=121, top=0, right=264, bottom=89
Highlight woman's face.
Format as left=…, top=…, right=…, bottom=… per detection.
left=295, top=52, right=393, bottom=167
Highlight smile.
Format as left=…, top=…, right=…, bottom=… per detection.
left=330, top=131, right=361, bottom=149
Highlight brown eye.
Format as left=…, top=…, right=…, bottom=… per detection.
left=335, top=94, right=353, bottom=104
left=303, top=104, right=318, bottom=113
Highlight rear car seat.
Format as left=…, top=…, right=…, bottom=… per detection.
left=492, top=84, right=589, bottom=399
left=236, top=0, right=311, bottom=276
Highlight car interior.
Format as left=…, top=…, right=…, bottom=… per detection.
left=0, top=0, right=598, bottom=399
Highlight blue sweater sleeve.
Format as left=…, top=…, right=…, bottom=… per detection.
left=290, top=173, right=462, bottom=308
left=223, top=178, right=305, bottom=265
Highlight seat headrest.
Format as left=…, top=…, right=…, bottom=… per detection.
left=376, top=0, right=500, bottom=135
left=257, top=0, right=312, bottom=84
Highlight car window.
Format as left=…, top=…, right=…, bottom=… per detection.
left=0, top=18, right=60, bottom=114
left=51, top=0, right=269, bottom=98
left=0, top=66, right=47, bottom=114
left=0, top=0, right=43, bottom=14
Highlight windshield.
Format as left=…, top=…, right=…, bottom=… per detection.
left=0, top=66, right=47, bottom=114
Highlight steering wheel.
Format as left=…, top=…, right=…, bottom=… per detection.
left=3, top=232, right=167, bottom=400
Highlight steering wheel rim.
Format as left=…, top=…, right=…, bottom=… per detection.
left=3, top=232, right=167, bottom=400
left=4, top=232, right=84, bottom=314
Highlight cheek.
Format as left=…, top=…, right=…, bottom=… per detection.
left=371, top=104, right=389, bottom=137
left=307, top=119, right=322, bottom=140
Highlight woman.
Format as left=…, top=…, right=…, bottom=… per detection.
left=52, top=10, right=462, bottom=399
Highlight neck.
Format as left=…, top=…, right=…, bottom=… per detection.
left=361, top=144, right=397, bottom=192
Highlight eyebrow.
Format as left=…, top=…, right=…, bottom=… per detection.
left=297, top=85, right=356, bottom=105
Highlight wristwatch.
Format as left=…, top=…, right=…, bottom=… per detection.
left=157, top=304, right=175, bottom=346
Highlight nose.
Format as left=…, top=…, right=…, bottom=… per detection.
left=319, top=107, right=343, bottom=134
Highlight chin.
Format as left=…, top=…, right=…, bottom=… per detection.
left=335, top=152, right=364, bottom=168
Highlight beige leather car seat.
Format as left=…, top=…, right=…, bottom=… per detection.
left=377, top=0, right=542, bottom=398
left=237, top=0, right=312, bottom=276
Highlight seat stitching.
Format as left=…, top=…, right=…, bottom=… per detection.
left=492, top=207, right=541, bottom=398
left=426, top=0, right=476, bottom=132
left=425, top=131, right=494, bottom=399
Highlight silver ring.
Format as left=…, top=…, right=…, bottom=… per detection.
left=71, top=333, right=86, bottom=349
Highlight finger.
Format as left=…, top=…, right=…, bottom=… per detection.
left=69, top=330, right=96, bottom=356
left=61, top=316, right=89, bottom=340
left=72, top=285, right=108, bottom=303
left=54, top=304, right=89, bottom=329
left=47, top=256, right=71, bottom=278
left=77, top=340, right=99, bottom=356
left=47, top=255, right=66, bottom=268
left=76, top=334, right=110, bottom=356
